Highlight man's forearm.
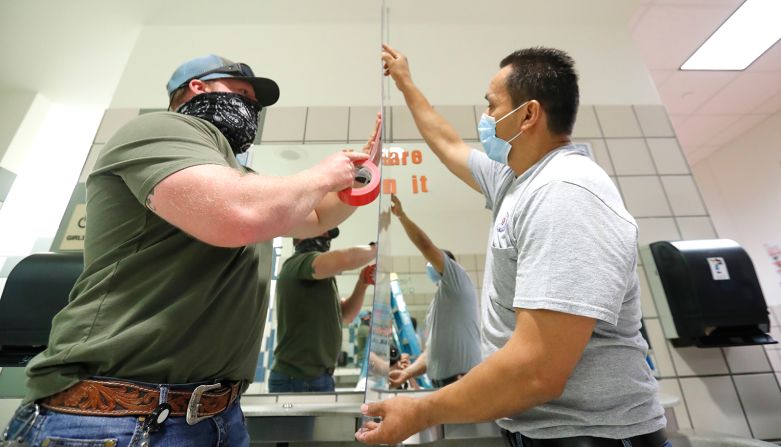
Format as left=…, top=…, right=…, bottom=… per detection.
left=314, top=192, right=358, bottom=232
left=396, top=81, right=479, bottom=191
left=397, top=214, right=433, bottom=254
left=342, top=281, right=369, bottom=322
left=417, top=336, right=557, bottom=426
left=404, top=351, right=427, bottom=379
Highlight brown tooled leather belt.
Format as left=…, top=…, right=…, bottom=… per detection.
left=39, top=379, right=240, bottom=421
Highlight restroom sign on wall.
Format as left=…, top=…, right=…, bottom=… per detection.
left=58, top=203, right=86, bottom=251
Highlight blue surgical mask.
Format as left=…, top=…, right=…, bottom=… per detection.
left=478, top=101, right=529, bottom=164
left=426, top=262, right=441, bottom=284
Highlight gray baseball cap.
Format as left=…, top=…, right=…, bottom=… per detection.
left=166, top=54, right=280, bottom=106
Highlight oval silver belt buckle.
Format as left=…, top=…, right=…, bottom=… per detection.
left=185, top=383, right=222, bottom=425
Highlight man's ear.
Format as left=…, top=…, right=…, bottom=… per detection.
left=521, top=100, right=542, bottom=132
left=189, top=79, right=209, bottom=95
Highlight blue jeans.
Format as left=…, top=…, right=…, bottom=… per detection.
left=267, top=370, right=334, bottom=393
left=2, top=400, right=249, bottom=446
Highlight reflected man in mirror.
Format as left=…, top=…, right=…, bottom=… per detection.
left=270, top=228, right=377, bottom=392
left=388, top=194, right=481, bottom=390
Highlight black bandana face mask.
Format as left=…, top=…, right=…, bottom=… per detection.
left=177, top=91, right=261, bottom=154
left=294, top=228, right=340, bottom=254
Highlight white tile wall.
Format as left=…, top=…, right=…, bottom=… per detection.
left=644, top=318, right=678, bottom=378
left=392, top=255, right=410, bottom=274
left=733, top=374, right=781, bottom=439
left=580, top=139, right=614, bottom=175
left=436, top=106, right=478, bottom=141
left=409, top=255, right=427, bottom=273
left=657, top=378, right=693, bottom=430
left=94, top=108, right=140, bottom=144
left=637, top=267, right=658, bottom=318
left=647, top=138, right=689, bottom=175
left=669, top=346, right=729, bottom=376
left=766, top=327, right=781, bottom=373
left=636, top=218, right=681, bottom=246
left=675, top=217, right=717, bottom=240
left=617, top=176, right=672, bottom=217
left=349, top=106, right=381, bottom=143
left=769, top=305, right=780, bottom=325
left=402, top=272, right=437, bottom=296
left=392, top=106, right=421, bottom=141
left=380, top=254, right=394, bottom=272
left=767, top=348, right=781, bottom=373
left=304, top=106, right=348, bottom=142
left=723, top=346, right=773, bottom=374
left=595, top=105, right=643, bottom=138
left=572, top=105, right=602, bottom=138
left=466, top=271, right=481, bottom=290
left=679, top=376, right=752, bottom=437
left=476, top=254, right=486, bottom=270
left=78, top=143, right=104, bottom=183
left=660, top=176, right=708, bottom=216
left=261, top=107, right=307, bottom=142
left=606, top=139, right=657, bottom=175
left=455, top=254, right=477, bottom=271
left=634, top=105, right=676, bottom=138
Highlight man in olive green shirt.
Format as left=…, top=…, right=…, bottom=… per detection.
left=270, top=229, right=376, bottom=392
left=3, top=54, right=374, bottom=446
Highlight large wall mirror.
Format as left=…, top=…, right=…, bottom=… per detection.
left=242, top=134, right=490, bottom=396
left=244, top=142, right=383, bottom=394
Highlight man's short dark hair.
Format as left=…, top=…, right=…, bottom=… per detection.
left=499, top=47, right=579, bottom=135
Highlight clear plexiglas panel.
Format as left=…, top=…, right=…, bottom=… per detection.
left=247, top=142, right=383, bottom=395
left=364, top=180, right=392, bottom=397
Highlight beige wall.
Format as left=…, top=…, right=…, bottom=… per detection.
left=0, top=90, right=36, bottom=168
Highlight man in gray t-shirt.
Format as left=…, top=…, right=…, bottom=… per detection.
left=387, top=194, right=481, bottom=389
left=357, top=45, right=667, bottom=447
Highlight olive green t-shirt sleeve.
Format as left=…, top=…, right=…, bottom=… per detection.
left=280, top=252, right=319, bottom=280
left=95, top=112, right=233, bottom=205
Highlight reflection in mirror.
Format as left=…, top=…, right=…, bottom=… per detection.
left=243, top=135, right=492, bottom=397
left=366, top=142, right=490, bottom=394
left=363, top=192, right=392, bottom=395
left=246, top=143, right=381, bottom=394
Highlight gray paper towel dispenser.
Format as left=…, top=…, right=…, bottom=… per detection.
left=640, top=239, right=777, bottom=348
left=0, top=252, right=83, bottom=366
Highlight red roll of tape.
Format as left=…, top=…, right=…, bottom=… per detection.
left=338, top=159, right=381, bottom=206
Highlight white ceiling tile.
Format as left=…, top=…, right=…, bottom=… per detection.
left=674, top=114, right=737, bottom=147
left=631, top=3, right=740, bottom=70
left=628, top=5, right=650, bottom=31
left=755, top=91, right=781, bottom=115
left=685, top=145, right=720, bottom=165
left=697, top=73, right=781, bottom=115
left=746, top=39, right=781, bottom=72
left=657, top=71, right=738, bottom=114
left=705, top=114, right=771, bottom=147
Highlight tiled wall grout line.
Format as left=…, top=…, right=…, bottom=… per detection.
left=301, top=107, right=309, bottom=144
left=720, top=345, right=757, bottom=438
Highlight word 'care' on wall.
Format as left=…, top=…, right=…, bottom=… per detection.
left=381, top=148, right=428, bottom=194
